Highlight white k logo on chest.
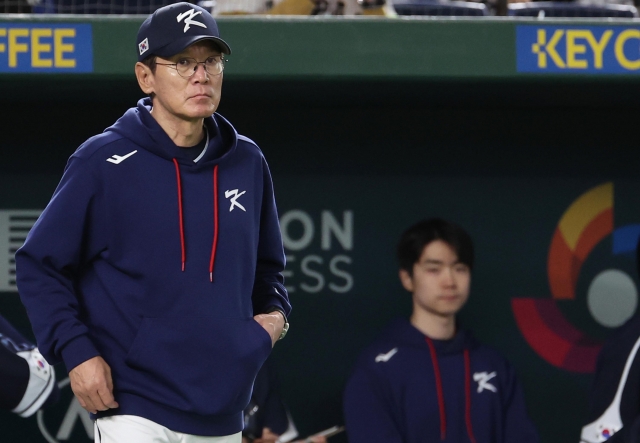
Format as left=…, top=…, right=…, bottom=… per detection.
left=473, top=371, right=497, bottom=393
left=225, top=189, right=246, bottom=212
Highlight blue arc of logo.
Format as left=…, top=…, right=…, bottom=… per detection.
left=613, top=224, right=640, bottom=256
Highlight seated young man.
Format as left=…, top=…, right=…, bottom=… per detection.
left=343, top=218, right=539, bottom=443
left=0, top=313, right=59, bottom=417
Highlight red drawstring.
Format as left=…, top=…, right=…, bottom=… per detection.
left=173, top=159, right=186, bottom=272
left=173, top=160, right=219, bottom=282
left=425, top=337, right=446, bottom=441
left=209, top=165, right=219, bottom=282
left=426, top=338, right=477, bottom=443
left=464, top=349, right=477, bottom=443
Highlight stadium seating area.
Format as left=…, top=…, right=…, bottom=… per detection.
left=507, top=1, right=637, bottom=17
left=0, top=0, right=637, bottom=23
left=392, top=0, right=489, bottom=16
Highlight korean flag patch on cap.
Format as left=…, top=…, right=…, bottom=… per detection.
left=139, top=38, right=149, bottom=56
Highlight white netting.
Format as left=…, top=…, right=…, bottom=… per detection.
left=0, top=0, right=171, bottom=13
left=1, top=0, right=194, bottom=13
left=0, top=0, right=362, bottom=13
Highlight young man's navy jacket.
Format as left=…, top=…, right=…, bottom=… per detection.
left=343, top=318, right=539, bottom=443
left=16, top=98, right=291, bottom=436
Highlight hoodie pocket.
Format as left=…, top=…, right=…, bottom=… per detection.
left=124, top=316, right=272, bottom=415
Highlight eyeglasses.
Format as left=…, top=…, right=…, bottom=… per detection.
left=156, top=56, right=225, bottom=78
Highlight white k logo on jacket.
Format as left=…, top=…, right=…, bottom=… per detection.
left=225, top=190, right=246, bottom=212
left=473, top=371, right=497, bottom=393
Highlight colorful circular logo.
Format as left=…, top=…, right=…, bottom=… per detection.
left=512, top=182, right=640, bottom=373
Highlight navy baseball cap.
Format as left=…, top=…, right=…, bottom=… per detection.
left=137, top=2, right=231, bottom=62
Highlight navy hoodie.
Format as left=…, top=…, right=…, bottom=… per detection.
left=343, top=318, right=539, bottom=443
left=15, top=98, right=291, bottom=436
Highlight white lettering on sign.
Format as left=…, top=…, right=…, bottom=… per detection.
left=280, top=210, right=354, bottom=294
left=0, top=209, right=41, bottom=292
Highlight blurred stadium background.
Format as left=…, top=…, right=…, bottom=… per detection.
left=2, top=2, right=640, bottom=443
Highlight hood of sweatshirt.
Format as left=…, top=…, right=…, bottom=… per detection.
left=381, top=317, right=480, bottom=355
left=380, top=318, right=481, bottom=442
left=345, top=317, right=538, bottom=443
left=104, top=98, right=242, bottom=279
left=107, top=97, right=237, bottom=169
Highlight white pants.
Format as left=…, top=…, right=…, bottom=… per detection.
left=95, top=415, right=242, bottom=443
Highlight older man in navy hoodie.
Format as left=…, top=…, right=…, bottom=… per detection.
left=343, top=218, right=538, bottom=443
left=15, top=4, right=290, bottom=443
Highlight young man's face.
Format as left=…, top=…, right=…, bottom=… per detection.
left=143, top=40, right=223, bottom=124
left=399, top=240, right=471, bottom=320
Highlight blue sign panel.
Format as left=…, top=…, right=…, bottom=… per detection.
left=0, top=23, right=92, bottom=73
left=517, top=25, right=640, bottom=74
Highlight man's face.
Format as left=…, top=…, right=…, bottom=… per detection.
left=399, top=240, right=471, bottom=320
left=146, top=41, right=223, bottom=123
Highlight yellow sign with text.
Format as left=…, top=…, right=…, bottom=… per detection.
left=517, top=26, right=640, bottom=74
left=0, top=24, right=92, bottom=73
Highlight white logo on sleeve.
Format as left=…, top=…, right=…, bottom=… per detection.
left=473, top=371, right=497, bottom=393
left=176, top=9, right=207, bottom=33
left=375, top=347, right=398, bottom=363
left=106, top=150, right=137, bottom=164
left=225, top=189, right=246, bottom=212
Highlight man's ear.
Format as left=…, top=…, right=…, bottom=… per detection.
left=399, top=269, right=414, bottom=293
left=135, top=62, right=155, bottom=95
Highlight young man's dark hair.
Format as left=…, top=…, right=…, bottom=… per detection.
left=397, top=218, right=474, bottom=274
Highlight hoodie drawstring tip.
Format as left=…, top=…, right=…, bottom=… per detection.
left=209, top=272, right=213, bottom=282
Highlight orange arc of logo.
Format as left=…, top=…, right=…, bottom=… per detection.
left=512, top=182, right=613, bottom=373
left=548, top=182, right=614, bottom=300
